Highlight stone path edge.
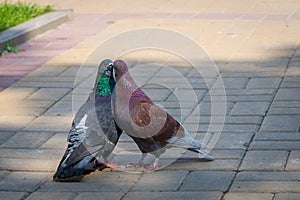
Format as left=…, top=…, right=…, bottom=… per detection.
left=0, top=9, right=73, bottom=51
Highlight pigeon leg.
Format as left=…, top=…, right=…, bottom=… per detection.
left=126, top=153, right=147, bottom=168
left=146, top=157, right=160, bottom=171
left=103, top=158, right=119, bottom=168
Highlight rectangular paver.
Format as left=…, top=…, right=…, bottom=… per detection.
left=249, top=141, right=300, bottom=150
left=123, top=191, right=223, bottom=200
left=26, top=192, right=76, bottom=200
left=230, top=102, right=269, bottom=116
left=286, top=150, right=300, bottom=171
left=260, top=115, right=300, bottom=132
left=1, top=132, right=53, bottom=149
left=40, top=172, right=141, bottom=192
left=132, top=171, right=188, bottom=191
left=240, top=150, right=289, bottom=171
left=0, top=172, right=50, bottom=192
left=224, top=193, right=273, bottom=200
left=0, top=192, right=27, bottom=200
left=74, top=192, right=125, bottom=200
left=181, top=171, right=235, bottom=191
left=275, top=193, right=300, bottom=200
left=231, top=181, right=300, bottom=193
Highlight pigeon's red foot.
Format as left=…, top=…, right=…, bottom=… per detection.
left=105, top=163, right=119, bottom=168
left=94, top=160, right=107, bottom=170
left=146, top=162, right=160, bottom=171
left=94, top=160, right=118, bottom=170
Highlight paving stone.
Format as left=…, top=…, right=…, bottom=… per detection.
left=221, top=71, right=284, bottom=78
left=230, top=102, right=269, bottom=116
left=185, top=116, right=263, bottom=125
left=163, top=159, right=240, bottom=171
left=286, top=150, right=300, bottom=171
left=210, top=150, right=245, bottom=159
left=0, top=132, right=15, bottom=145
left=156, top=101, right=196, bottom=109
left=57, top=67, right=79, bottom=78
left=212, top=132, right=254, bottom=150
left=0, top=148, right=63, bottom=160
left=194, top=102, right=234, bottom=116
left=286, top=67, right=300, bottom=76
left=275, top=193, right=300, bottom=200
left=0, top=172, right=50, bottom=192
left=240, top=150, right=289, bottom=171
left=40, top=133, right=68, bottom=150
left=132, top=171, right=188, bottom=191
left=271, top=101, right=300, bottom=108
left=166, top=88, right=207, bottom=102
left=246, top=78, right=281, bottom=89
left=260, top=115, right=300, bottom=132
left=250, top=141, right=300, bottom=150
left=281, top=77, right=300, bottom=88
left=142, top=88, right=172, bottom=101
left=255, top=132, right=300, bottom=141
left=0, top=87, right=37, bottom=100
left=0, top=99, right=53, bottom=109
left=275, top=88, right=300, bottom=101
left=20, top=76, right=75, bottom=83
left=281, top=81, right=300, bottom=88
left=224, top=192, right=273, bottom=200
left=15, top=80, right=75, bottom=88
left=236, top=171, right=300, bottom=181
left=217, top=77, right=249, bottom=89
left=165, top=108, right=193, bottom=117
left=40, top=171, right=141, bottom=192
left=269, top=107, right=300, bottom=115
left=203, top=94, right=273, bottom=102
left=28, top=66, right=69, bottom=77
left=123, top=191, right=223, bottom=200
left=0, top=158, right=58, bottom=171
left=231, top=181, right=300, bottom=192
left=74, top=192, right=125, bottom=200
left=0, top=171, right=9, bottom=179
left=17, top=75, right=76, bottom=88
left=0, top=106, right=46, bottom=116
left=23, top=116, right=72, bottom=132
left=0, top=116, right=36, bottom=131
left=26, top=88, right=71, bottom=101
left=210, top=89, right=275, bottom=96
left=181, top=171, right=235, bottom=191
left=1, top=132, right=53, bottom=148
left=0, top=192, right=27, bottom=200
left=189, top=123, right=259, bottom=132
left=26, top=192, right=76, bottom=200
left=43, top=101, right=73, bottom=116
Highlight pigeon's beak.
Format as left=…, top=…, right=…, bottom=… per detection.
left=103, top=63, right=114, bottom=77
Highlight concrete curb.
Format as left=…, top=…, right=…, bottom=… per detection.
left=0, top=9, right=73, bottom=50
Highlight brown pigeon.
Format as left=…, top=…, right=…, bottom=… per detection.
left=112, top=60, right=214, bottom=171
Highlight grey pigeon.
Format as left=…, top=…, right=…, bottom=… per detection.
left=112, top=60, right=214, bottom=171
left=53, top=59, right=122, bottom=181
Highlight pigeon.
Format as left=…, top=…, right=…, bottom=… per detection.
left=53, top=59, right=122, bottom=181
left=112, top=60, right=214, bottom=171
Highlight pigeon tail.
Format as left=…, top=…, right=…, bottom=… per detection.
left=53, top=154, right=97, bottom=182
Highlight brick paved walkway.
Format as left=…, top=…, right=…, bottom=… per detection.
left=0, top=0, right=300, bottom=199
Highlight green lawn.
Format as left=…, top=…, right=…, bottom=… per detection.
left=0, top=1, right=53, bottom=32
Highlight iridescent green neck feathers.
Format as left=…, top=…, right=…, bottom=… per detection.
left=95, top=76, right=111, bottom=96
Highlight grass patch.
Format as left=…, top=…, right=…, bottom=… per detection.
left=0, top=1, right=53, bottom=32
